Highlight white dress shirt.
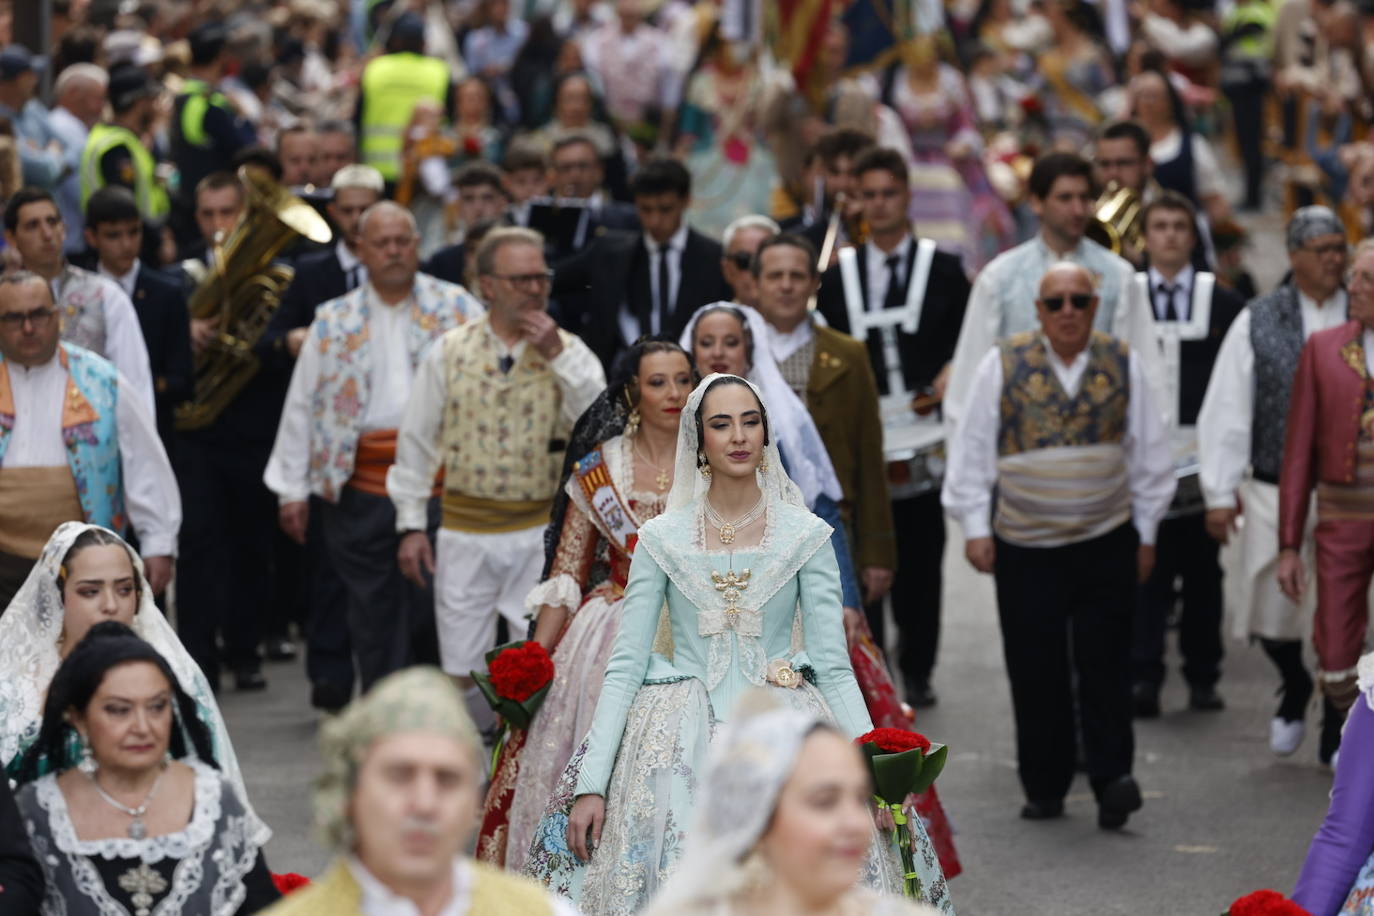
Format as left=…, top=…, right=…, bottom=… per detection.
left=52, top=266, right=157, bottom=418
left=388, top=322, right=606, bottom=532
left=1197, top=288, right=1348, bottom=509
left=866, top=234, right=913, bottom=310
left=264, top=289, right=421, bottom=505
left=766, top=318, right=815, bottom=363
left=942, top=340, right=1176, bottom=545
left=338, top=242, right=367, bottom=291
left=348, top=856, right=578, bottom=916
left=1, top=352, right=180, bottom=556
left=1148, top=264, right=1194, bottom=322
left=618, top=222, right=688, bottom=345
left=97, top=260, right=140, bottom=301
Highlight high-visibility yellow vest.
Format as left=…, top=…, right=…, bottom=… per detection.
left=358, top=52, right=450, bottom=181
left=79, top=123, right=170, bottom=222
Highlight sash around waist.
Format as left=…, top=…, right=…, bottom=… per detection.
left=441, top=491, right=553, bottom=533
left=1317, top=442, right=1374, bottom=521
left=347, top=429, right=444, bottom=498
left=0, top=466, right=84, bottom=558
left=994, top=443, right=1132, bottom=548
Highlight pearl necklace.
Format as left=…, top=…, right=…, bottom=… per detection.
left=703, top=493, right=766, bottom=545
left=87, top=762, right=169, bottom=840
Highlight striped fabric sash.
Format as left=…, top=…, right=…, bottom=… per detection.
left=994, top=443, right=1131, bottom=547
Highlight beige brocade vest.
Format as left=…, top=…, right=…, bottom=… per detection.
left=439, top=317, right=572, bottom=506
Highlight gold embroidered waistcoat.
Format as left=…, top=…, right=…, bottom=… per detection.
left=262, top=859, right=554, bottom=915
left=997, top=330, right=1130, bottom=456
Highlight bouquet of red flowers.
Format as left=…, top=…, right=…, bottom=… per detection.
left=855, top=728, right=947, bottom=899
left=270, top=873, right=310, bottom=895
left=472, top=641, right=555, bottom=730
left=1223, top=891, right=1312, bottom=916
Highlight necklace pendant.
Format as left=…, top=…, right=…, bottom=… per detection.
left=128, top=817, right=147, bottom=840
left=718, top=524, right=736, bottom=544
left=655, top=470, right=670, bottom=491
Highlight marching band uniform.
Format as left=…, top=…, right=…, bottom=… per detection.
left=944, top=330, right=1174, bottom=814
left=265, top=274, right=483, bottom=693
left=388, top=314, right=604, bottom=677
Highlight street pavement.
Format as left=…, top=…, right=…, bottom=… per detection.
left=218, top=204, right=1336, bottom=914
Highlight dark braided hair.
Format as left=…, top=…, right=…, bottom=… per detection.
left=15, top=621, right=218, bottom=784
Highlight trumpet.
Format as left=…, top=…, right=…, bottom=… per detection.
left=1085, top=181, right=1144, bottom=256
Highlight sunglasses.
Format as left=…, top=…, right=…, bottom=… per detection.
left=1040, top=294, right=1093, bottom=312
left=726, top=251, right=753, bottom=271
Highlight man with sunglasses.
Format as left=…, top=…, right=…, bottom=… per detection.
left=389, top=227, right=603, bottom=718
left=943, top=261, right=1175, bottom=830
left=0, top=270, right=179, bottom=606
left=265, top=202, right=483, bottom=710
left=1276, top=240, right=1374, bottom=769
left=719, top=214, right=779, bottom=308
left=944, top=152, right=1161, bottom=434
left=1199, top=206, right=1350, bottom=765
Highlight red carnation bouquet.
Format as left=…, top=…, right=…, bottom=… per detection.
left=270, top=872, right=310, bottom=895
left=472, top=641, right=555, bottom=730
left=855, top=728, right=947, bottom=899
left=1223, top=891, right=1313, bottom=916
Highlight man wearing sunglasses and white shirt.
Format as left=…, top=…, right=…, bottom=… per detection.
left=943, top=261, right=1175, bottom=831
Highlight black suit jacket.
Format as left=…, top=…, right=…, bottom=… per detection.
left=261, top=247, right=355, bottom=371
left=817, top=242, right=971, bottom=395
left=422, top=242, right=465, bottom=285
left=131, top=264, right=195, bottom=449
left=553, top=227, right=730, bottom=369
left=0, top=766, right=43, bottom=914
left=1146, top=272, right=1245, bottom=426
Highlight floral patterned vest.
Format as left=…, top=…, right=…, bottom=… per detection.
left=0, top=344, right=125, bottom=531
left=306, top=276, right=480, bottom=502
left=996, top=330, right=1130, bottom=456
left=439, top=316, right=572, bottom=503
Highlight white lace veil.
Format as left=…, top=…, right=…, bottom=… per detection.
left=668, top=373, right=807, bottom=512
left=644, top=692, right=829, bottom=913
left=0, top=523, right=256, bottom=824
left=680, top=303, right=844, bottom=510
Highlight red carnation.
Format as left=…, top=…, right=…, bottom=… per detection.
left=1227, top=890, right=1313, bottom=916
left=463, top=135, right=483, bottom=156
left=488, top=641, right=554, bottom=702
left=271, top=873, right=311, bottom=895
left=856, top=728, right=932, bottom=754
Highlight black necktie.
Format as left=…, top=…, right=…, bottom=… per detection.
left=498, top=354, right=514, bottom=374
left=882, top=254, right=904, bottom=311
left=346, top=265, right=359, bottom=291
left=1158, top=283, right=1178, bottom=321
left=656, top=246, right=671, bottom=330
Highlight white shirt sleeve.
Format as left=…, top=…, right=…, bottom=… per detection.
left=1197, top=308, right=1253, bottom=509
left=1124, top=352, right=1177, bottom=545
left=1191, top=135, right=1226, bottom=200
left=551, top=335, right=608, bottom=427
left=102, top=286, right=156, bottom=418
left=262, top=327, right=321, bottom=505
left=943, top=268, right=1001, bottom=433
left=941, top=346, right=1002, bottom=539
left=1141, top=14, right=1218, bottom=65
left=387, top=341, right=449, bottom=533
left=115, top=370, right=180, bottom=557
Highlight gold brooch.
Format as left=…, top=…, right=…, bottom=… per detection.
left=767, top=658, right=800, bottom=688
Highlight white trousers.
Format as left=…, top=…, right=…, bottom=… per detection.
left=1225, top=479, right=1316, bottom=642
left=434, top=524, right=545, bottom=676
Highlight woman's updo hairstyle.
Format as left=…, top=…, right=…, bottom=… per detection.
left=694, top=375, right=770, bottom=467
left=612, top=336, right=696, bottom=412
left=56, top=527, right=143, bottom=605
left=690, top=305, right=755, bottom=371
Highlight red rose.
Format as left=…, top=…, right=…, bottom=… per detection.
left=1227, top=890, right=1313, bottom=916
left=488, top=641, right=554, bottom=702
left=856, top=728, right=932, bottom=754
left=463, top=135, right=483, bottom=156
left=271, top=873, right=311, bottom=895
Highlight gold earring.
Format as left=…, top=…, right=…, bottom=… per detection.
left=626, top=408, right=641, bottom=437
left=759, top=454, right=770, bottom=473
left=699, top=450, right=712, bottom=479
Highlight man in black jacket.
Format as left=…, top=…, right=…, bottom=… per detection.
left=420, top=162, right=510, bottom=285
left=0, top=774, right=41, bottom=915
left=1130, top=190, right=1245, bottom=717
left=817, top=147, right=971, bottom=708
left=552, top=157, right=730, bottom=370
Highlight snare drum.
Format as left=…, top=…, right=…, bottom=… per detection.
left=881, top=393, right=946, bottom=500
left=1167, top=428, right=1205, bottom=518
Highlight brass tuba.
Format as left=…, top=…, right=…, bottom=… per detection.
left=1085, top=181, right=1144, bottom=256
left=175, top=165, right=333, bottom=431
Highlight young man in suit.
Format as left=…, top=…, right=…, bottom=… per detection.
left=84, top=187, right=193, bottom=455
left=1130, top=191, right=1245, bottom=718
left=420, top=162, right=511, bottom=285
left=552, top=157, right=730, bottom=370
left=548, top=133, right=638, bottom=255
left=754, top=233, right=897, bottom=615
left=817, top=147, right=971, bottom=707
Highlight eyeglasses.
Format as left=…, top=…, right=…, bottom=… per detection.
left=489, top=270, right=554, bottom=290
left=0, top=307, right=56, bottom=329
left=1039, top=294, right=1093, bottom=312
left=1302, top=241, right=1348, bottom=257
left=726, top=251, right=753, bottom=270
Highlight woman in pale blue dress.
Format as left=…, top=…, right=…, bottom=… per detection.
left=522, top=375, right=953, bottom=915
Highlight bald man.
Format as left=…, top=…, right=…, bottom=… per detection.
left=943, top=262, right=1175, bottom=830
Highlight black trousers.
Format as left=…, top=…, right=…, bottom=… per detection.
left=302, top=495, right=352, bottom=693
left=1132, top=512, right=1224, bottom=690
left=317, top=488, right=439, bottom=693
left=175, top=435, right=275, bottom=687
left=1224, top=78, right=1268, bottom=208
left=0, top=549, right=35, bottom=612
left=994, top=523, right=1137, bottom=803
left=864, top=491, right=945, bottom=686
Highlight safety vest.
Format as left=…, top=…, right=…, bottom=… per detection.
left=79, top=123, right=170, bottom=222
left=358, top=52, right=449, bottom=181
left=176, top=78, right=233, bottom=148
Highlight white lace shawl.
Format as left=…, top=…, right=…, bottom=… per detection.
left=0, top=522, right=262, bottom=837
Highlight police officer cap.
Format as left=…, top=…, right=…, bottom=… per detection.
left=0, top=45, right=46, bottom=81
left=392, top=12, right=426, bottom=41
left=188, top=23, right=229, bottom=64
left=108, top=64, right=158, bottom=113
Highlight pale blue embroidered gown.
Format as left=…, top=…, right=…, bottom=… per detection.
left=523, top=497, right=954, bottom=915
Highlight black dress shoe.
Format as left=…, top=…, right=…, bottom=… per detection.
left=905, top=680, right=938, bottom=709
left=1132, top=682, right=1160, bottom=719
left=1097, top=775, right=1143, bottom=830
left=1020, top=799, right=1064, bottom=820
left=1319, top=702, right=1345, bottom=765
left=264, top=638, right=297, bottom=662
left=311, top=682, right=351, bottom=713
left=1189, top=686, right=1226, bottom=711
left=234, top=668, right=268, bottom=691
